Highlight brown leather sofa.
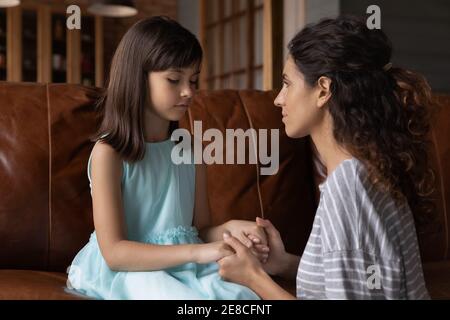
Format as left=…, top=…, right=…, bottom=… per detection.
left=0, top=82, right=449, bottom=299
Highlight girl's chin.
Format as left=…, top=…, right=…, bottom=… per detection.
left=167, top=110, right=188, bottom=122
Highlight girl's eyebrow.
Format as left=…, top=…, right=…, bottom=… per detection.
left=169, top=69, right=200, bottom=76
left=169, top=69, right=184, bottom=73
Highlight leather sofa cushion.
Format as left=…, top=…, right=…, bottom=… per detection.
left=0, top=270, right=88, bottom=300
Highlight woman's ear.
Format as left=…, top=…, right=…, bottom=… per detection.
left=316, top=76, right=332, bottom=108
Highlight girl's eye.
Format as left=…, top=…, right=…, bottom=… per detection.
left=168, top=79, right=180, bottom=84
left=190, top=80, right=199, bottom=86
left=282, top=81, right=289, bottom=88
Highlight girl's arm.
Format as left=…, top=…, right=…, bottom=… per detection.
left=90, top=142, right=231, bottom=272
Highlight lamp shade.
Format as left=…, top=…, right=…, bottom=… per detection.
left=0, top=0, right=20, bottom=8
left=87, top=0, right=138, bottom=18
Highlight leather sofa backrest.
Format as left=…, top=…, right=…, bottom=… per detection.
left=0, top=82, right=449, bottom=272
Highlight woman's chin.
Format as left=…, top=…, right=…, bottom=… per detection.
left=285, top=126, right=308, bottom=139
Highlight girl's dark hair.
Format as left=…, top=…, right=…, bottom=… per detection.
left=95, top=16, right=202, bottom=162
left=289, top=15, right=438, bottom=229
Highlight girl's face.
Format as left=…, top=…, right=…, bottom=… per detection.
left=147, top=66, right=200, bottom=121
left=274, top=56, right=329, bottom=138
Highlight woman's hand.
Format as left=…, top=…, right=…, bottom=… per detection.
left=217, top=233, right=265, bottom=288
left=218, top=232, right=298, bottom=300
left=251, top=218, right=288, bottom=276
left=193, top=241, right=234, bottom=264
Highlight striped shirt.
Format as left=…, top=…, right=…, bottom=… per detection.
left=297, top=158, right=430, bottom=300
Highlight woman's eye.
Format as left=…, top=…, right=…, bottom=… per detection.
left=168, top=79, right=180, bottom=84
left=190, top=80, right=199, bottom=86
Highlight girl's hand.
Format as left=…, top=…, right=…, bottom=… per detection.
left=226, top=219, right=269, bottom=249
left=194, top=241, right=234, bottom=264
left=245, top=234, right=270, bottom=263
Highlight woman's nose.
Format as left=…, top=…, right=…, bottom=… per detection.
left=274, top=91, right=284, bottom=108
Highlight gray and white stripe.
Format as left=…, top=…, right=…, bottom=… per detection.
left=296, top=158, right=430, bottom=300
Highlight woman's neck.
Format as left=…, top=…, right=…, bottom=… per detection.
left=310, top=113, right=353, bottom=176
left=144, top=109, right=171, bottom=143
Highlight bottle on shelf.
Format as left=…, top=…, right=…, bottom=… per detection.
left=82, top=77, right=93, bottom=86
left=52, top=54, right=62, bottom=71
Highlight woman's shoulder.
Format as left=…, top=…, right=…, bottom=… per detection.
left=319, top=158, right=361, bottom=195
left=320, top=157, right=388, bottom=210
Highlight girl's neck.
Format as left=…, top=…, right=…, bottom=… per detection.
left=310, top=113, right=353, bottom=176
left=144, top=109, right=171, bottom=143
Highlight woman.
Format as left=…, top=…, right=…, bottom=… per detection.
left=217, top=15, right=436, bottom=300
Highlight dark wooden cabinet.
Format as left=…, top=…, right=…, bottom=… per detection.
left=80, top=16, right=95, bottom=87
left=51, top=13, right=67, bottom=83
left=0, top=4, right=103, bottom=87
left=22, top=9, right=37, bottom=82
left=0, top=9, right=6, bottom=81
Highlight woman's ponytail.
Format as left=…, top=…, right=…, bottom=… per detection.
left=388, top=67, right=439, bottom=229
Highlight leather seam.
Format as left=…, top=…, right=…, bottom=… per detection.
left=238, top=92, right=265, bottom=219
left=46, top=84, right=52, bottom=270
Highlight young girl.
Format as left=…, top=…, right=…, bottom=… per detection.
left=217, top=15, right=436, bottom=300
left=67, top=16, right=268, bottom=300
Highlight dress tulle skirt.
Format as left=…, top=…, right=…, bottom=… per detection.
left=67, top=226, right=260, bottom=300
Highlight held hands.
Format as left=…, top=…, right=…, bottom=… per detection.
left=225, top=219, right=270, bottom=263
left=217, top=232, right=264, bottom=288
left=218, top=218, right=288, bottom=286
left=194, top=218, right=284, bottom=270
left=253, top=217, right=288, bottom=276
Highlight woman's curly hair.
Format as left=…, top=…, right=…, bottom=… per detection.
left=289, top=15, right=438, bottom=229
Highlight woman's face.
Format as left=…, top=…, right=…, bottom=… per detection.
left=147, top=66, right=200, bottom=121
left=274, top=56, right=326, bottom=138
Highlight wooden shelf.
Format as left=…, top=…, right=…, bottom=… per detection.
left=1, top=5, right=103, bottom=86
left=0, top=8, right=5, bottom=81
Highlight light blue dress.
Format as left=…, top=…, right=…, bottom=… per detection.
left=67, top=139, right=260, bottom=300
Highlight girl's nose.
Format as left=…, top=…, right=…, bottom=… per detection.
left=181, top=86, right=193, bottom=99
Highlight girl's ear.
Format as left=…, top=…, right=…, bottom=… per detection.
left=316, top=76, right=332, bottom=109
